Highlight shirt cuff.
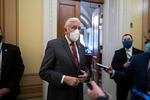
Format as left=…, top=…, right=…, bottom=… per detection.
left=61, top=75, right=65, bottom=84
left=110, top=70, right=115, bottom=78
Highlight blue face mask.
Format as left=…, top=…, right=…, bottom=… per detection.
left=122, top=40, right=133, bottom=49
left=146, top=42, right=150, bottom=53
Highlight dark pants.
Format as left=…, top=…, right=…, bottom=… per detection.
left=116, top=85, right=130, bottom=100
left=130, top=92, right=145, bottom=100
left=0, top=81, right=20, bottom=100
left=0, top=92, right=18, bottom=100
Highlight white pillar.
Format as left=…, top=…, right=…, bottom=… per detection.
left=43, top=0, right=57, bottom=99
left=102, top=0, right=131, bottom=100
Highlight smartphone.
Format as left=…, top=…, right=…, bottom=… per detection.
left=96, top=63, right=109, bottom=69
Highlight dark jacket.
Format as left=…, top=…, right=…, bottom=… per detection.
left=0, top=43, right=24, bottom=99
left=39, top=38, right=87, bottom=100
left=111, top=47, right=143, bottom=100
left=114, top=52, right=150, bottom=100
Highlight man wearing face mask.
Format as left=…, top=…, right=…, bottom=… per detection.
left=0, top=27, right=24, bottom=100
left=39, top=17, right=88, bottom=100
left=111, top=34, right=143, bottom=100
left=104, top=32, right=150, bottom=100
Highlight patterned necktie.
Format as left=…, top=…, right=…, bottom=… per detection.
left=71, top=42, right=79, bottom=67
left=126, top=49, right=131, bottom=61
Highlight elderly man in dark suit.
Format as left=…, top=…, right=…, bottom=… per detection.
left=111, top=34, right=143, bottom=100
left=39, top=17, right=88, bottom=100
left=0, top=27, right=24, bottom=100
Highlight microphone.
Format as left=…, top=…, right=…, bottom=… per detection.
left=96, top=63, right=109, bottom=69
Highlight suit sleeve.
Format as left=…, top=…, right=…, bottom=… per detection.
left=39, top=41, right=63, bottom=87
left=113, top=55, right=135, bottom=84
left=111, top=51, right=124, bottom=70
left=111, top=51, right=124, bottom=83
left=8, top=46, right=24, bottom=89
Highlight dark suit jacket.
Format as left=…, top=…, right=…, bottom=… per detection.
left=96, top=97, right=108, bottom=100
left=0, top=43, right=24, bottom=97
left=111, top=47, right=143, bottom=84
left=114, top=52, right=150, bottom=100
left=39, top=38, right=87, bottom=100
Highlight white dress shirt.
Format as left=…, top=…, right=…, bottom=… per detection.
left=148, top=59, right=150, bottom=70
left=125, top=47, right=132, bottom=61
left=61, top=35, right=80, bottom=84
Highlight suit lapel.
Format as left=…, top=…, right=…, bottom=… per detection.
left=76, top=42, right=82, bottom=65
left=132, top=47, right=138, bottom=55
left=61, top=38, right=76, bottom=66
left=122, top=48, right=128, bottom=60
left=2, top=44, right=8, bottom=69
left=145, top=52, right=150, bottom=70
left=132, top=48, right=135, bottom=55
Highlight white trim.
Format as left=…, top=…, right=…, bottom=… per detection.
left=43, top=0, right=57, bottom=99
left=102, top=0, right=131, bottom=100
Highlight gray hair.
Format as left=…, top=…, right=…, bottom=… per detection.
left=64, top=17, right=80, bottom=28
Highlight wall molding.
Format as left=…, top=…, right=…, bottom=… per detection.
left=18, top=73, right=42, bottom=100
left=43, top=0, right=57, bottom=100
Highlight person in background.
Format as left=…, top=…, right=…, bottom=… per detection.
left=0, top=27, right=24, bottom=100
left=39, top=17, right=88, bottom=100
left=145, top=29, right=150, bottom=44
left=111, top=34, right=143, bottom=100
left=106, top=31, right=150, bottom=100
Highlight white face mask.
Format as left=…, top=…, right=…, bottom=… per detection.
left=69, top=29, right=80, bottom=42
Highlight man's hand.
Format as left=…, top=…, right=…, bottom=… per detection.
left=105, top=66, right=113, bottom=75
left=0, top=88, right=10, bottom=96
left=87, top=81, right=105, bottom=100
left=63, top=76, right=79, bottom=87
left=78, top=70, right=88, bottom=83
left=123, top=61, right=130, bottom=68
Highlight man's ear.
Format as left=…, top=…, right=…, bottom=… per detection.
left=64, top=28, right=67, bottom=32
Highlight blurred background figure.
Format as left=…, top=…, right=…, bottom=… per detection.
left=0, top=27, right=24, bottom=100
left=87, top=81, right=108, bottom=100
left=111, top=34, right=143, bottom=100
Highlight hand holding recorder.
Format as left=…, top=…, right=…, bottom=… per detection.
left=96, top=63, right=113, bottom=75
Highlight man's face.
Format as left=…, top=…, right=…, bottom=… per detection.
left=65, top=21, right=81, bottom=41
left=66, top=21, right=80, bottom=34
left=122, top=35, right=132, bottom=41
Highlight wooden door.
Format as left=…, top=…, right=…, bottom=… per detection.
left=0, top=0, right=17, bottom=44
left=83, top=0, right=104, bottom=4
left=57, top=0, right=80, bottom=38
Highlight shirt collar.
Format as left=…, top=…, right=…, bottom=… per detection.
left=125, top=46, right=132, bottom=51
left=0, top=42, right=2, bottom=50
left=65, top=35, right=72, bottom=45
